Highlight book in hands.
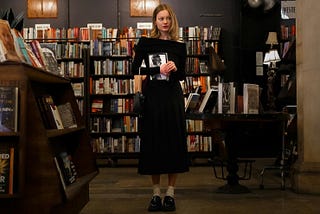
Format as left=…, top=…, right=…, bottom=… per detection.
left=148, top=52, right=169, bottom=80
left=148, top=52, right=168, bottom=68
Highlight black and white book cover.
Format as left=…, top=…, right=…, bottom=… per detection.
left=148, top=52, right=168, bottom=68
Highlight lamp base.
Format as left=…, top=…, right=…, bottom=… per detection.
left=266, top=73, right=277, bottom=111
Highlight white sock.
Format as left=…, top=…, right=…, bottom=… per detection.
left=166, top=186, right=174, bottom=197
left=153, top=184, right=161, bottom=196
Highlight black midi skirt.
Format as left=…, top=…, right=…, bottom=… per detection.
left=138, top=79, right=190, bottom=175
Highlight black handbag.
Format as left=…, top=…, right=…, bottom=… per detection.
left=133, top=91, right=145, bottom=114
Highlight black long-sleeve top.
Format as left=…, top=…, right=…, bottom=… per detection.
left=131, top=37, right=187, bottom=82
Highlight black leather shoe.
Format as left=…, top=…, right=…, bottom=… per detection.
left=148, top=196, right=162, bottom=212
left=162, top=196, right=176, bottom=211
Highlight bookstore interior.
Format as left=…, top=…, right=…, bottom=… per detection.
left=0, top=0, right=299, bottom=213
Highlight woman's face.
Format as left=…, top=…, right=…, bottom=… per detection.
left=155, top=9, right=171, bottom=34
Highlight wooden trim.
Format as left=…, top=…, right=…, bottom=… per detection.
left=130, top=0, right=160, bottom=17
left=27, top=0, right=58, bottom=18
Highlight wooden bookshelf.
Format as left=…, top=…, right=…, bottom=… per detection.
left=0, top=62, right=98, bottom=214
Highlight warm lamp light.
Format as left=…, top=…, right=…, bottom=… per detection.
left=263, top=49, right=281, bottom=67
left=265, top=32, right=278, bottom=48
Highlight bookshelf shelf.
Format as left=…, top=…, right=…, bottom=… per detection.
left=64, top=171, right=98, bottom=200
left=46, top=126, right=86, bottom=138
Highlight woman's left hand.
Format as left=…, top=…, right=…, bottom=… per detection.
left=160, top=61, right=177, bottom=76
left=166, top=61, right=177, bottom=73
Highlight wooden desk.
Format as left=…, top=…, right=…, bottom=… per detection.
left=188, top=113, right=288, bottom=193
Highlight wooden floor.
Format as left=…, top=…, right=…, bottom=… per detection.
left=80, top=158, right=320, bottom=214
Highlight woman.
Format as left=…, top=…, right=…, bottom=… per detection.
left=131, top=3, right=189, bottom=212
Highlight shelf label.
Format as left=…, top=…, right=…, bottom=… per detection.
left=87, top=23, right=103, bottom=30
left=137, top=22, right=153, bottom=30
left=35, top=24, right=51, bottom=31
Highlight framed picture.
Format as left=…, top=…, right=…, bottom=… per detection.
left=130, top=0, right=160, bottom=17
left=27, top=0, right=58, bottom=18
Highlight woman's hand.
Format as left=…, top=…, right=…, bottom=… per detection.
left=160, top=61, right=177, bottom=76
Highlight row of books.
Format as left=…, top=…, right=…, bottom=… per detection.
left=187, top=135, right=212, bottom=152
left=280, top=24, right=295, bottom=41
left=71, top=82, right=84, bottom=97
left=90, top=39, right=134, bottom=57
left=36, top=95, right=77, bottom=130
left=185, top=86, right=218, bottom=113
left=91, top=136, right=141, bottom=153
left=90, top=116, right=139, bottom=133
left=0, top=146, right=14, bottom=194
left=60, top=61, right=84, bottom=78
left=22, top=25, right=221, bottom=42
left=182, top=76, right=211, bottom=94
left=90, top=78, right=135, bottom=95
left=186, top=119, right=204, bottom=132
left=185, top=82, right=261, bottom=114
left=2, top=21, right=61, bottom=74
left=181, top=26, right=221, bottom=42
left=92, top=59, right=130, bottom=75
left=53, top=152, right=78, bottom=190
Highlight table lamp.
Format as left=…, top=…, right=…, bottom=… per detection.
left=264, top=32, right=281, bottom=111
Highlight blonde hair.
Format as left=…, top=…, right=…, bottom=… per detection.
left=150, top=4, right=179, bottom=41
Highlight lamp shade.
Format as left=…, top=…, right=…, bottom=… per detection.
left=264, top=49, right=281, bottom=66
left=265, top=32, right=278, bottom=45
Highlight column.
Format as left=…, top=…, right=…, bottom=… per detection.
left=292, top=0, right=320, bottom=193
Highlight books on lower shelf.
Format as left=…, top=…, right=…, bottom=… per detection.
left=243, top=83, right=260, bottom=114
left=54, top=152, right=78, bottom=190
left=0, top=146, right=15, bottom=194
left=0, top=86, right=19, bottom=132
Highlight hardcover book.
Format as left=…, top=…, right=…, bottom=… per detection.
left=0, top=20, right=20, bottom=62
left=36, top=95, right=64, bottom=129
left=217, top=82, right=236, bottom=114
left=57, top=102, right=77, bottom=128
left=56, top=152, right=77, bottom=187
left=0, top=86, right=18, bottom=132
left=185, top=93, right=200, bottom=112
left=243, top=83, right=260, bottom=114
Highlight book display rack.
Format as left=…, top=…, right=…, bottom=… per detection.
left=0, top=62, right=98, bottom=213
